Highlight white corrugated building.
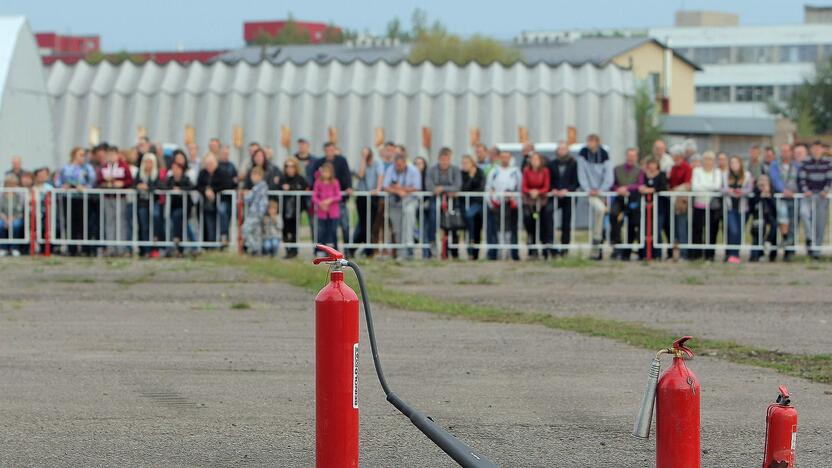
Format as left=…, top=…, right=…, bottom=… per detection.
left=0, top=17, right=55, bottom=174
left=45, top=59, right=636, bottom=167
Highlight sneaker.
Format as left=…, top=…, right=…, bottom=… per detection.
left=727, top=256, right=741, bottom=264
left=149, top=249, right=160, bottom=258
left=0, top=250, right=7, bottom=257
left=10, top=249, right=21, bottom=257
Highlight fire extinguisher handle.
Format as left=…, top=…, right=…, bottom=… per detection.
left=672, top=336, right=695, bottom=359
left=312, top=244, right=344, bottom=264
left=778, top=385, right=790, bottom=400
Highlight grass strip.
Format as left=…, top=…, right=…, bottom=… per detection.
left=205, top=254, right=832, bottom=384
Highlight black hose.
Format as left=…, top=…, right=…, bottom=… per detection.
left=346, top=260, right=499, bottom=468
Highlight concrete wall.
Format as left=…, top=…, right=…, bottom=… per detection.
left=612, top=41, right=696, bottom=115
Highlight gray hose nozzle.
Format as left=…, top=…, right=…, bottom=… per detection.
left=632, top=357, right=662, bottom=439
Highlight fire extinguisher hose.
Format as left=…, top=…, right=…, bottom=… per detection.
left=346, top=260, right=499, bottom=468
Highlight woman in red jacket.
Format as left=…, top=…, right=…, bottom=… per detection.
left=522, top=152, right=551, bottom=259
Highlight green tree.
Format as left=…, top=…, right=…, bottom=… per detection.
left=85, top=50, right=147, bottom=65
left=407, top=12, right=522, bottom=66
left=248, top=14, right=311, bottom=45
left=635, top=82, right=663, bottom=159
left=774, top=58, right=832, bottom=134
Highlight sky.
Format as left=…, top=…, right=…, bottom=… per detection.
left=0, top=0, right=809, bottom=51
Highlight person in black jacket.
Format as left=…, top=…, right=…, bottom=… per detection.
left=163, top=161, right=195, bottom=254
left=748, top=173, right=778, bottom=262
left=278, top=157, right=309, bottom=259
left=196, top=154, right=235, bottom=244
left=134, top=153, right=163, bottom=256
left=460, top=155, right=485, bottom=260
left=637, top=157, right=668, bottom=260
left=546, top=141, right=580, bottom=257
left=309, top=142, right=352, bottom=246
left=243, top=148, right=281, bottom=190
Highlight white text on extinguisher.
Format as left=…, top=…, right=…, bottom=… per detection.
left=352, top=343, right=359, bottom=409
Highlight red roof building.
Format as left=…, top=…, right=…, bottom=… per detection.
left=36, top=32, right=100, bottom=55
left=244, top=20, right=331, bottom=44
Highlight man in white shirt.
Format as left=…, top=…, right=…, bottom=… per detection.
left=485, top=150, right=522, bottom=260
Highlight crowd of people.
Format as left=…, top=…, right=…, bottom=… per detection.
left=1, top=133, right=831, bottom=262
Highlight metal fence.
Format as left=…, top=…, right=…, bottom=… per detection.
left=1, top=187, right=830, bottom=259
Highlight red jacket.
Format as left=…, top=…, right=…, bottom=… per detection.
left=522, top=167, right=550, bottom=194
left=96, top=160, right=134, bottom=189
left=669, top=161, right=692, bottom=189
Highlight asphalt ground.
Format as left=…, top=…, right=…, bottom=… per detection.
left=0, top=258, right=829, bottom=467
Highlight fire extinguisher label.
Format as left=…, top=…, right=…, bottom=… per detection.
left=352, top=343, right=359, bottom=409
left=791, top=429, right=796, bottom=451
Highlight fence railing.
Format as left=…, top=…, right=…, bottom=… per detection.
left=1, top=187, right=829, bottom=258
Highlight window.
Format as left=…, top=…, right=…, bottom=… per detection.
left=778, top=45, right=818, bottom=63
left=735, top=85, right=774, bottom=102
left=695, top=86, right=730, bottom=102
left=777, top=85, right=800, bottom=101
left=690, top=47, right=731, bottom=65
left=736, top=46, right=776, bottom=64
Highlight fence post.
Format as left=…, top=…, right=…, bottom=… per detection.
left=646, top=193, right=653, bottom=262
left=29, top=190, right=36, bottom=254
left=44, top=192, right=51, bottom=257
left=236, top=192, right=243, bottom=254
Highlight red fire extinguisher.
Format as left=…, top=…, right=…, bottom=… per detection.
left=762, top=386, right=797, bottom=468
left=633, top=336, right=700, bottom=468
left=313, top=245, right=359, bottom=468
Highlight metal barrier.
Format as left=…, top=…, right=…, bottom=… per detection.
left=46, top=188, right=237, bottom=253
left=1, top=187, right=829, bottom=259
left=653, top=192, right=832, bottom=256
left=0, top=188, right=32, bottom=252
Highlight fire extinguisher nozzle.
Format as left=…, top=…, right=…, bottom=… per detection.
left=632, top=357, right=662, bottom=439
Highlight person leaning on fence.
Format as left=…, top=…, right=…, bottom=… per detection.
left=383, top=153, right=421, bottom=259
left=162, top=162, right=194, bottom=256
left=460, top=154, right=485, bottom=260
left=96, top=145, right=134, bottom=256
left=134, top=153, right=164, bottom=257
left=485, top=150, right=521, bottom=261
left=196, top=153, right=233, bottom=245
left=55, top=147, right=96, bottom=256
left=798, top=140, right=832, bottom=260
left=769, top=143, right=800, bottom=261
left=577, top=134, right=613, bottom=261
left=310, top=142, right=352, bottom=249
left=637, top=157, right=668, bottom=260
left=609, top=148, right=642, bottom=261
left=278, top=157, right=309, bottom=259
left=312, top=162, right=343, bottom=251
left=668, top=144, right=693, bottom=260
left=0, top=174, right=24, bottom=257
left=353, top=147, right=384, bottom=258
left=748, top=173, right=778, bottom=262
left=723, top=156, right=753, bottom=264
left=242, top=166, right=269, bottom=255
left=521, top=152, right=551, bottom=259
left=547, top=141, right=579, bottom=258
left=690, top=151, right=723, bottom=261
left=425, top=147, right=462, bottom=259
left=652, top=139, right=674, bottom=176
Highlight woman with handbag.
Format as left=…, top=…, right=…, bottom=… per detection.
left=691, top=151, right=723, bottom=261
left=723, top=156, right=753, bottom=264
left=521, top=152, right=551, bottom=259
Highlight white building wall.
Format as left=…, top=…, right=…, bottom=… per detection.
left=45, top=61, right=637, bottom=166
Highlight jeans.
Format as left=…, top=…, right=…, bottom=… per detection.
left=726, top=210, right=742, bottom=258
left=262, top=237, right=280, bottom=256
left=691, top=207, right=720, bottom=260
left=464, top=202, right=483, bottom=259
left=202, top=201, right=228, bottom=244
left=338, top=200, right=350, bottom=247
left=674, top=212, right=689, bottom=259
left=0, top=218, right=23, bottom=251
left=551, top=197, right=573, bottom=254
left=486, top=206, right=519, bottom=261
left=317, top=218, right=338, bottom=250
left=779, top=199, right=796, bottom=249
left=137, top=203, right=162, bottom=255
left=801, top=195, right=829, bottom=254
left=610, top=196, right=640, bottom=257
left=168, top=207, right=194, bottom=249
